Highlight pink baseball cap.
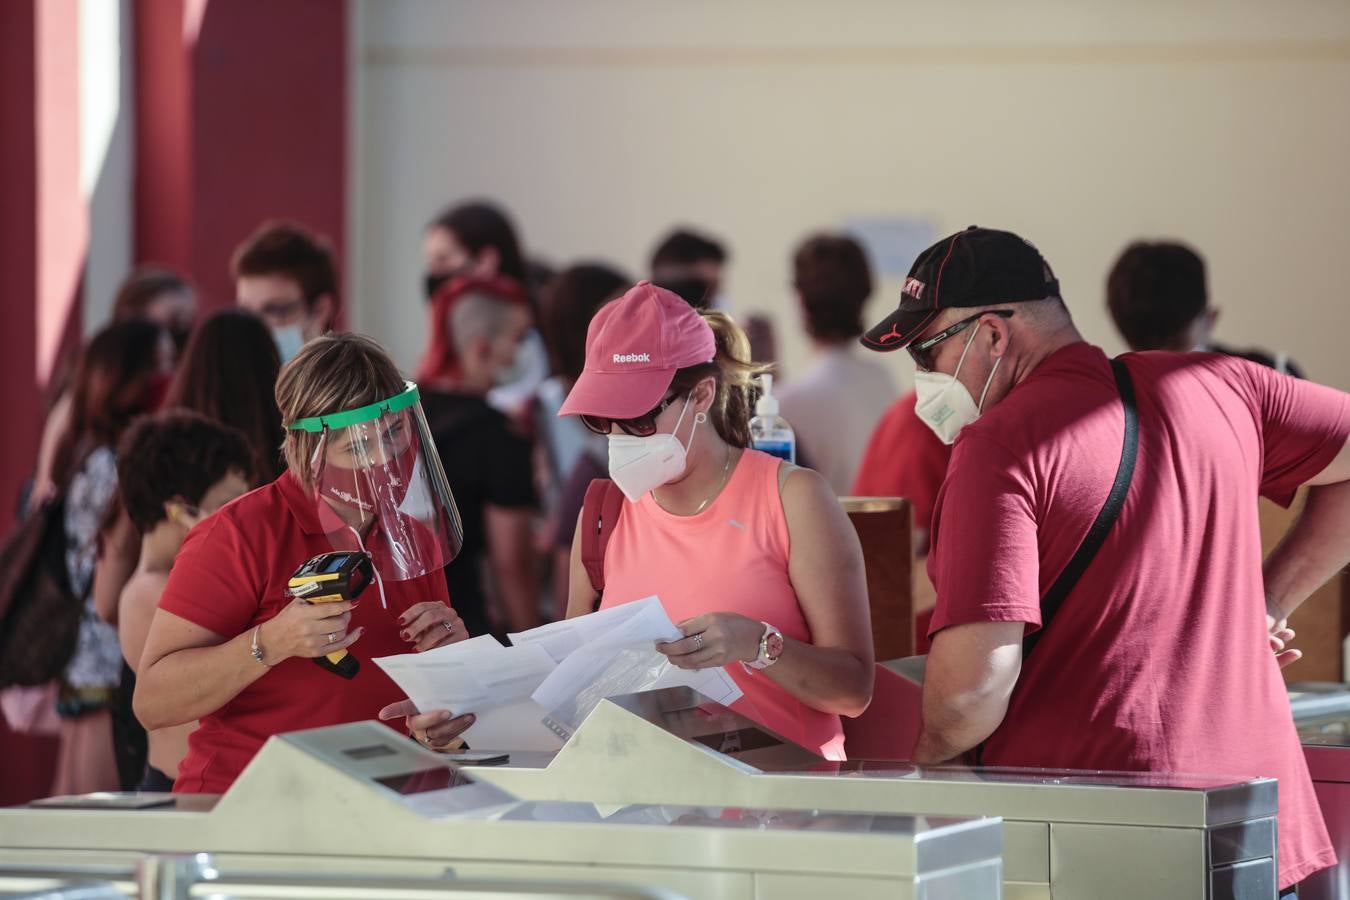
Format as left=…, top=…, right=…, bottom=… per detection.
left=558, top=281, right=716, bottom=419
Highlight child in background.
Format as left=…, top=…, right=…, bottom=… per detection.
left=115, top=411, right=253, bottom=790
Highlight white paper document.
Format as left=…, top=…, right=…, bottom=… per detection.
left=507, top=598, right=665, bottom=662
left=530, top=597, right=742, bottom=725
left=374, top=639, right=563, bottom=751
left=374, top=596, right=743, bottom=752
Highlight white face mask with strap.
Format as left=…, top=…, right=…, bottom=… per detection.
left=913, top=322, right=1003, bottom=445
left=606, top=396, right=702, bottom=503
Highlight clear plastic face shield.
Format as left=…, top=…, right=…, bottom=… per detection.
left=288, top=383, right=464, bottom=585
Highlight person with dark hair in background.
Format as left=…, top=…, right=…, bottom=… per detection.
left=232, top=221, right=340, bottom=364
left=28, top=267, right=195, bottom=517
left=1107, top=240, right=1304, bottom=376
left=423, top=200, right=547, bottom=418
left=777, top=234, right=897, bottom=494
left=560, top=283, right=874, bottom=759
left=536, top=262, right=630, bottom=613
left=422, top=201, right=529, bottom=300
left=111, top=266, right=197, bottom=353
left=115, top=412, right=253, bottom=791
left=649, top=227, right=728, bottom=310
left=166, top=310, right=286, bottom=486
left=48, top=320, right=175, bottom=796
left=416, top=276, right=541, bottom=636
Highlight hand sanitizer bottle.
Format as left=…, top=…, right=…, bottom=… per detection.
left=750, top=374, right=796, bottom=463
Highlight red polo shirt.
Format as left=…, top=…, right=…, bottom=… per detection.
left=158, top=471, right=452, bottom=794
left=928, top=343, right=1348, bottom=888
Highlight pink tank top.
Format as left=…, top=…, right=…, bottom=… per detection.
left=601, top=448, right=846, bottom=760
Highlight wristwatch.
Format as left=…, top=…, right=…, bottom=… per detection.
left=746, top=622, right=784, bottom=670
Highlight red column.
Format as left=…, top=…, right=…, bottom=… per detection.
left=133, top=0, right=193, bottom=275
left=0, top=0, right=72, bottom=806
left=135, top=0, right=347, bottom=314
left=0, top=3, right=41, bottom=533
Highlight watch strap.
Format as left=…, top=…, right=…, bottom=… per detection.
left=746, top=621, right=783, bottom=670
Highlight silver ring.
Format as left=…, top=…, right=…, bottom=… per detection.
left=328, top=631, right=338, bottom=643
left=442, top=621, right=454, bottom=633
left=692, top=633, right=704, bottom=649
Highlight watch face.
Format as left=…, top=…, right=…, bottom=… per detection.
left=765, top=632, right=785, bottom=660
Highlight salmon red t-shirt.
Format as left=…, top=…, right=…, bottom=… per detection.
left=928, top=342, right=1348, bottom=888
left=157, top=471, right=453, bottom=794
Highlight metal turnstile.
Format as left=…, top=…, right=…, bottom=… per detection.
left=0, top=720, right=1003, bottom=900
left=1290, top=683, right=1350, bottom=900
left=0, top=854, right=691, bottom=899
left=460, top=686, right=1279, bottom=900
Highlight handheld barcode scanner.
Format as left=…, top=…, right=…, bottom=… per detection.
left=288, top=550, right=374, bottom=680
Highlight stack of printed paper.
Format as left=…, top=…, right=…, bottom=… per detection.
left=374, top=596, right=743, bottom=751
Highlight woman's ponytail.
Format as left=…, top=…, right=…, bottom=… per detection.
left=668, top=311, right=770, bottom=448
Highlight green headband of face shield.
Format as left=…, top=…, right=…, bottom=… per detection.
left=286, top=382, right=421, bottom=433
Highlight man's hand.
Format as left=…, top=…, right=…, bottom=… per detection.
left=1267, top=615, right=1302, bottom=670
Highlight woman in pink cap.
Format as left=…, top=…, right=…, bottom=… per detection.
left=559, top=282, right=873, bottom=759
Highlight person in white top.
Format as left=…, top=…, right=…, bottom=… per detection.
left=778, top=233, right=898, bottom=495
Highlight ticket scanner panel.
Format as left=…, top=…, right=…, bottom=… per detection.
left=462, top=687, right=1279, bottom=900
left=0, top=721, right=1003, bottom=900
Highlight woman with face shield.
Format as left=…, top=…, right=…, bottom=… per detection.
left=559, top=283, right=875, bottom=760
left=134, top=334, right=474, bottom=794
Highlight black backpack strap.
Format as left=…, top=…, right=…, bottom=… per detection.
left=1021, top=358, right=1139, bottom=660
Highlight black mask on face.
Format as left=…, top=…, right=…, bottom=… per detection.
left=168, top=324, right=193, bottom=354
left=424, top=272, right=454, bottom=303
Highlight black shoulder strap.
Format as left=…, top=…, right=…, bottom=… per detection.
left=1022, top=358, right=1139, bottom=660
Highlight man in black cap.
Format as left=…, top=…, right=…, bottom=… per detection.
left=862, top=226, right=1350, bottom=893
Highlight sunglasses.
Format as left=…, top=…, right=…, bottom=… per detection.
left=908, top=309, right=1014, bottom=371
left=581, top=394, right=680, bottom=437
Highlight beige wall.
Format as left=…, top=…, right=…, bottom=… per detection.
left=349, top=0, right=1350, bottom=392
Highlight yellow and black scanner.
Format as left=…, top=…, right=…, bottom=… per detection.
left=288, top=550, right=374, bottom=680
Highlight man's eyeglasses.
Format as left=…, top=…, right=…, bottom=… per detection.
left=908, top=310, right=1014, bottom=371
left=581, top=394, right=680, bottom=437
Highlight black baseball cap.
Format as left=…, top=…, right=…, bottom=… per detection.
left=861, top=226, right=1061, bottom=352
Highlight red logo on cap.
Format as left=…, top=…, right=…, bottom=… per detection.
left=903, top=277, right=926, bottom=299
left=878, top=324, right=905, bottom=344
